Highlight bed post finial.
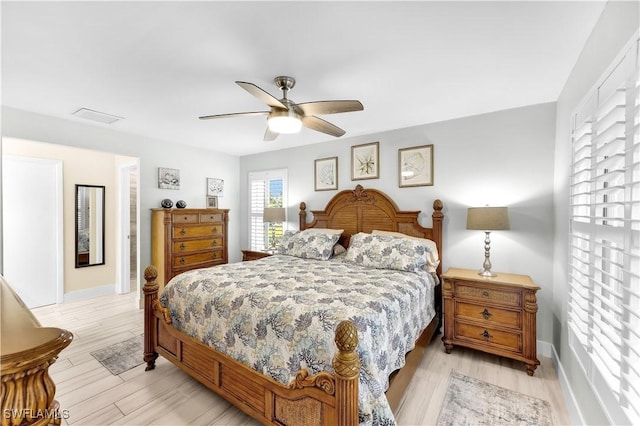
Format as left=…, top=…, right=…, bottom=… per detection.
left=432, top=199, right=444, bottom=276
left=299, top=202, right=307, bottom=230
left=333, top=321, right=360, bottom=425
left=143, top=265, right=159, bottom=371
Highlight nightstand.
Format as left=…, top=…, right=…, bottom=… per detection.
left=241, top=250, right=273, bottom=262
left=441, top=267, right=540, bottom=375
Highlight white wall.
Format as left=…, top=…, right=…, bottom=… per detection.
left=552, top=2, right=639, bottom=425
left=1, top=106, right=242, bottom=298
left=240, top=102, right=557, bottom=343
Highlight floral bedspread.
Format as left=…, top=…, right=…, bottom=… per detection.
left=159, top=254, right=436, bottom=425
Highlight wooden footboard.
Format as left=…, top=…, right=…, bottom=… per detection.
left=143, top=266, right=360, bottom=426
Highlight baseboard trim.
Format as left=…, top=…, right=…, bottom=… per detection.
left=550, top=343, right=585, bottom=425
left=536, top=339, right=553, bottom=358
left=63, top=284, right=114, bottom=303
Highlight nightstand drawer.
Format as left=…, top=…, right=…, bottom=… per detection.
left=455, top=282, right=521, bottom=307
left=456, top=301, right=521, bottom=330
left=455, top=322, right=522, bottom=353
left=173, top=238, right=223, bottom=253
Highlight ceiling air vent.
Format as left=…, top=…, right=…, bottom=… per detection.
left=72, top=108, right=123, bottom=124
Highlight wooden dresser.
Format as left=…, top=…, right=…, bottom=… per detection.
left=441, top=267, right=540, bottom=375
left=151, top=208, right=229, bottom=288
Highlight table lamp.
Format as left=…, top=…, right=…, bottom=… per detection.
left=466, top=206, right=510, bottom=277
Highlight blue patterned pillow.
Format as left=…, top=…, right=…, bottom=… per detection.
left=278, top=229, right=341, bottom=260
left=344, top=232, right=431, bottom=273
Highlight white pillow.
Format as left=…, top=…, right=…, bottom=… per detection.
left=302, top=228, right=344, bottom=236
left=372, top=230, right=439, bottom=273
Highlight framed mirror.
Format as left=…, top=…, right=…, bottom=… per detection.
left=75, top=184, right=105, bottom=268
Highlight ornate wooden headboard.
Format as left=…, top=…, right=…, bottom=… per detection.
left=299, top=184, right=444, bottom=276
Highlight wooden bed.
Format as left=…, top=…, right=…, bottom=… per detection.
left=143, top=184, right=444, bottom=425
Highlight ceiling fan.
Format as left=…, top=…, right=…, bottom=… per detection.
left=199, top=76, right=364, bottom=141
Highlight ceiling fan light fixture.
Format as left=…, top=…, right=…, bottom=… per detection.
left=268, top=109, right=302, bottom=134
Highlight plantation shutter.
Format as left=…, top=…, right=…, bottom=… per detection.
left=568, top=35, right=639, bottom=425
left=248, top=169, right=287, bottom=251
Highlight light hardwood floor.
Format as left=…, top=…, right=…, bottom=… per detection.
left=31, top=291, right=572, bottom=425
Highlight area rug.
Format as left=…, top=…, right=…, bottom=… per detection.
left=90, top=334, right=144, bottom=375
left=436, top=371, right=554, bottom=426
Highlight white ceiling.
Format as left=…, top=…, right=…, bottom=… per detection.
left=2, top=1, right=606, bottom=156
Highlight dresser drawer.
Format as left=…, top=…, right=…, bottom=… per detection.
left=173, top=238, right=223, bottom=253
left=173, top=250, right=224, bottom=267
left=455, top=322, right=522, bottom=353
left=455, top=282, right=521, bottom=307
left=173, top=213, right=199, bottom=224
left=173, top=224, right=224, bottom=239
left=199, top=212, right=223, bottom=223
left=456, top=301, right=521, bottom=330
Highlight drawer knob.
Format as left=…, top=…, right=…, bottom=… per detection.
left=482, top=291, right=490, bottom=297
left=480, top=330, right=492, bottom=340
left=180, top=228, right=186, bottom=235
left=179, top=243, right=185, bottom=250
left=481, top=308, right=492, bottom=320
left=213, top=227, right=218, bottom=233
left=179, top=257, right=185, bottom=264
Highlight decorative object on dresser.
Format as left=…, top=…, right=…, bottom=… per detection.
left=263, top=207, right=286, bottom=252
left=441, top=267, right=540, bottom=375
left=351, top=141, right=379, bottom=180
left=160, top=198, right=173, bottom=208
left=466, top=206, right=510, bottom=277
left=398, top=144, right=434, bottom=187
left=175, top=200, right=187, bottom=209
left=241, top=250, right=273, bottom=262
left=206, top=195, right=218, bottom=209
left=1, top=276, right=73, bottom=425
left=151, top=208, right=229, bottom=290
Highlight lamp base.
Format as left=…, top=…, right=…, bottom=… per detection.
left=478, top=269, right=497, bottom=278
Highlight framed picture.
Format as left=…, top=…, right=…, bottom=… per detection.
left=351, top=142, right=379, bottom=180
left=158, top=167, right=180, bottom=190
left=206, top=196, right=218, bottom=209
left=207, top=177, right=224, bottom=196
left=314, top=156, right=338, bottom=191
left=398, top=144, right=434, bottom=187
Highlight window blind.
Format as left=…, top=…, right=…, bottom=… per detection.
left=568, top=36, right=639, bottom=425
left=248, top=169, right=287, bottom=251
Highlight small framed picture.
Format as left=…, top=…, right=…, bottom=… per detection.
left=158, top=167, right=180, bottom=190
left=314, top=156, right=338, bottom=191
left=398, top=144, right=434, bottom=187
left=206, top=196, right=218, bottom=209
left=351, top=142, right=379, bottom=180
left=207, top=177, right=224, bottom=196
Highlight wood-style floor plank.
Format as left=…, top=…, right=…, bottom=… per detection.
left=31, top=291, right=571, bottom=425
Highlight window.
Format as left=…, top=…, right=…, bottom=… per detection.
left=248, top=169, right=287, bottom=251
left=568, top=35, right=639, bottom=425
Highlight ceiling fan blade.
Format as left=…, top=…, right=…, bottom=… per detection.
left=296, top=100, right=363, bottom=116
left=263, top=127, right=279, bottom=141
left=236, top=81, right=287, bottom=109
left=302, top=116, right=346, bottom=137
left=199, top=111, right=268, bottom=120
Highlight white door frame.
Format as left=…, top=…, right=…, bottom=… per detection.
left=116, top=160, right=139, bottom=296
left=2, top=154, right=64, bottom=304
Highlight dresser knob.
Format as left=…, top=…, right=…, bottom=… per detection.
left=480, top=330, right=492, bottom=340
left=179, top=243, right=185, bottom=250
left=481, top=309, right=492, bottom=320
left=482, top=291, right=489, bottom=297
left=180, top=229, right=186, bottom=235
left=179, top=258, right=185, bottom=264
left=213, top=227, right=218, bottom=233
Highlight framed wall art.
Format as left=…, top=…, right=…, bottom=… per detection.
left=158, top=167, right=180, bottom=190
left=398, top=144, right=434, bottom=187
left=206, top=196, right=218, bottom=209
left=314, top=156, right=338, bottom=191
left=207, top=177, right=224, bottom=196
left=351, top=141, right=379, bottom=180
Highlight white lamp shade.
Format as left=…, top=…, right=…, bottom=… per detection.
left=268, top=108, right=302, bottom=134
left=263, top=207, right=286, bottom=223
left=466, top=207, right=510, bottom=231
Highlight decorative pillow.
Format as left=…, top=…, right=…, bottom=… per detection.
left=344, top=232, right=432, bottom=273
left=278, top=229, right=341, bottom=260
left=303, top=228, right=344, bottom=236
left=372, top=230, right=440, bottom=272
left=333, top=243, right=347, bottom=256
